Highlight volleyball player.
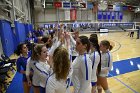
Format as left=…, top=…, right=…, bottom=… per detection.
left=89, top=36, right=101, bottom=93
left=72, top=36, right=92, bottom=93
left=15, top=43, right=31, bottom=93
left=97, top=40, right=113, bottom=93
left=130, top=31, right=134, bottom=38
left=45, top=47, right=70, bottom=93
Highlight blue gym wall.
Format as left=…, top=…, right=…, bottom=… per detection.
left=0, top=20, right=15, bottom=57
left=0, top=20, right=33, bottom=57
left=14, top=21, right=26, bottom=44
left=24, top=24, right=29, bottom=37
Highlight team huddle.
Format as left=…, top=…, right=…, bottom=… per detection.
left=15, top=24, right=113, bottom=93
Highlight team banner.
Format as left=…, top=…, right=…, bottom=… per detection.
left=119, top=12, right=123, bottom=20
left=87, top=10, right=92, bottom=20
left=63, top=2, right=71, bottom=9
left=53, top=2, right=88, bottom=9
left=77, top=10, right=81, bottom=20
left=87, top=2, right=93, bottom=9
left=108, top=4, right=113, bottom=11
left=97, top=11, right=123, bottom=20
left=54, top=2, right=62, bottom=8
left=79, top=2, right=86, bottom=9
left=98, top=11, right=102, bottom=20
left=81, top=10, right=88, bottom=20
left=45, top=2, right=54, bottom=8
left=71, top=2, right=79, bottom=8
left=107, top=11, right=111, bottom=20
left=111, top=12, right=115, bottom=20
left=70, top=9, right=77, bottom=20
left=103, top=12, right=107, bottom=20
left=65, top=10, right=70, bottom=20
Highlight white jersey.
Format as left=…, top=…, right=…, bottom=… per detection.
left=26, top=58, right=40, bottom=86
left=72, top=54, right=92, bottom=93
left=65, top=45, right=73, bottom=93
left=26, top=57, right=32, bottom=76
left=90, top=51, right=100, bottom=82
left=66, top=68, right=73, bottom=93
left=35, top=61, right=50, bottom=88
left=99, top=51, right=113, bottom=77
left=45, top=74, right=67, bottom=93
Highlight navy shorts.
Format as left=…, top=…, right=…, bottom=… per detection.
left=91, top=82, right=97, bottom=86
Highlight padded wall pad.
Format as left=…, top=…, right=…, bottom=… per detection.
left=14, top=21, right=26, bottom=44
left=11, top=28, right=18, bottom=51
left=29, top=24, right=33, bottom=33
left=0, top=20, right=14, bottom=57
left=24, top=24, right=30, bottom=37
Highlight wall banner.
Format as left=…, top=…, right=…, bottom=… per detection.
left=70, top=9, right=77, bottom=20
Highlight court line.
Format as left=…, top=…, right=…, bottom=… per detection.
left=109, top=73, right=139, bottom=93
left=110, top=40, right=121, bottom=53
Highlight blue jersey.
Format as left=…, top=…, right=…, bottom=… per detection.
left=16, top=52, right=31, bottom=81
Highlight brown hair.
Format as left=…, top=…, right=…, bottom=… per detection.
left=89, top=37, right=101, bottom=73
left=15, top=43, right=27, bottom=55
left=53, top=47, right=70, bottom=81
left=31, top=44, right=46, bottom=61
left=100, top=40, right=113, bottom=51
left=79, top=36, right=91, bottom=52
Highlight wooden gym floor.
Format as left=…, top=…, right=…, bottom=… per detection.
left=70, top=31, right=140, bottom=93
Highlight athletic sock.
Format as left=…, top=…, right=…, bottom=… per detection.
left=104, top=89, right=112, bottom=93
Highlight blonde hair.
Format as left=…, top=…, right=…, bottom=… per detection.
left=31, top=44, right=46, bottom=61
left=53, top=47, right=70, bottom=81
